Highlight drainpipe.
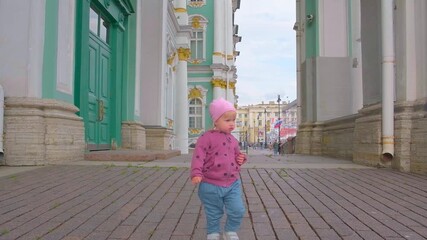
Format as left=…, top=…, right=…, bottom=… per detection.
left=381, top=0, right=395, bottom=161
left=294, top=0, right=302, bottom=125
left=0, top=84, right=4, bottom=153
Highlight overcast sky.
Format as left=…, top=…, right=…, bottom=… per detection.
left=234, top=0, right=296, bottom=106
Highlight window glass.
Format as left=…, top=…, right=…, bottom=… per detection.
left=89, top=6, right=109, bottom=44
left=89, top=8, right=98, bottom=34
left=100, top=17, right=109, bottom=43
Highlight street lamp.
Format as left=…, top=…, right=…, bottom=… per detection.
left=264, top=108, right=267, bottom=149
left=257, top=115, right=260, bottom=145
left=253, top=118, right=256, bottom=145
left=277, top=95, right=281, bottom=154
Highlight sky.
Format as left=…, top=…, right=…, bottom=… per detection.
left=234, top=0, right=297, bottom=106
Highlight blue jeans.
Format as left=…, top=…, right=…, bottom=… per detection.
left=198, top=179, right=245, bottom=234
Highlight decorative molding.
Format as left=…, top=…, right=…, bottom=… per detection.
left=166, top=118, right=174, bottom=129
left=104, top=0, right=111, bottom=8
left=188, top=1, right=206, bottom=8
left=188, top=86, right=202, bottom=99
left=189, top=128, right=204, bottom=134
left=188, top=85, right=208, bottom=104
left=191, top=16, right=202, bottom=29
left=189, top=59, right=203, bottom=64
left=167, top=52, right=176, bottom=65
left=175, top=8, right=187, bottom=13
left=211, top=78, right=226, bottom=88
left=229, top=82, right=236, bottom=89
left=213, top=52, right=225, bottom=57
left=118, top=12, right=125, bottom=23
left=177, top=47, right=191, bottom=61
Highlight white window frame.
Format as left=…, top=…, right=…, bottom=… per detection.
left=189, top=15, right=208, bottom=64
left=189, top=98, right=203, bottom=129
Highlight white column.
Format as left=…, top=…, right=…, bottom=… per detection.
left=225, top=0, right=234, bottom=66
left=175, top=47, right=190, bottom=154
left=224, top=0, right=234, bottom=101
left=0, top=0, right=46, bottom=97
left=351, top=0, right=363, bottom=113
left=227, top=82, right=235, bottom=104
left=174, top=0, right=188, bottom=25
left=212, top=79, right=223, bottom=100
left=213, top=0, right=225, bottom=64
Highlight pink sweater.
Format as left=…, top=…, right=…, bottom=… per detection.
left=191, top=130, right=245, bottom=187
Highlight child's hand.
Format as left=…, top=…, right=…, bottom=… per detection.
left=236, top=153, right=246, bottom=165
left=191, top=176, right=202, bottom=184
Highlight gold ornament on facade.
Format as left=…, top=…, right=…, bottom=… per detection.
left=188, top=1, right=205, bottom=8
left=177, top=48, right=191, bottom=61
left=221, top=81, right=227, bottom=88
left=211, top=79, right=225, bottom=88
left=167, top=52, right=176, bottom=65
left=166, top=118, right=174, bottom=129
left=189, top=128, right=203, bottom=135
left=174, top=8, right=187, bottom=13
left=213, top=52, right=224, bottom=57
left=228, top=82, right=236, bottom=89
left=188, top=87, right=203, bottom=99
left=189, top=59, right=202, bottom=64
left=226, top=54, right=234, bottom=60
left=192, top=16, right=202, bottom=29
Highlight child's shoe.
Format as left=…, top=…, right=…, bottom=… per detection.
left=207, top=232, right=220, bottom=240
left=223, top=231, right=239, bottom=240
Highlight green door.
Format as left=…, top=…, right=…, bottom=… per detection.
left=87, top=7, right=111, bottom=150
left=75, top=1, right=134, bottom=151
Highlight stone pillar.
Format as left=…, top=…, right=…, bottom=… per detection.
left=121, top=121, right=146, bottom=150
left=145, top=126, right=174, bottom=150
left=4, top=97, right=85, bottom=165
left=175, top=47, right=190, bottom=154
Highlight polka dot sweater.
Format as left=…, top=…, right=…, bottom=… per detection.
left=191, top=130, right=245, bottom=187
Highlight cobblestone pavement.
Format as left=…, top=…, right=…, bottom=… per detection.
left=0, top=153, right=426, bottom=240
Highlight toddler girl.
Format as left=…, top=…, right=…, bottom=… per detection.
left=191, top=98, right=247, bottom=240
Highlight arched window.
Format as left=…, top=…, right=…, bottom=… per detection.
left=189, top=98, right=203, bottom=129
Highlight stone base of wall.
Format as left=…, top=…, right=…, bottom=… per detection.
left=296, top=100, right=427, bottom=174
left=144, top=126, right=174, bottom=150
left=409, top=98, right=427, bottom=174
left=322, top=115, right=356, bottom=160
left=353, top=104, right=383, bottom=167
left=4, top=97, right=85, bottom=166
left=295, top=123, right=322, bottom=155
left=121, top=121, right=146, bottom=150
left=295, top=123, right=313, bottom=154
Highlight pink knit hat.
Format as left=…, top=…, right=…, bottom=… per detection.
left=209, top=98, right=236, bottom=122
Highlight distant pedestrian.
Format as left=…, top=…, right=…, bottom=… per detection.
left=191, top=98, right=247, bottom=240
left=273, top=140, right=279, bottom=155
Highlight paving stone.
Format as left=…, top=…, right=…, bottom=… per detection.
left=0, top=154, right=426, bottom=239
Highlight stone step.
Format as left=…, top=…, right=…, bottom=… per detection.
left=84, top=149, right=181, bottom=162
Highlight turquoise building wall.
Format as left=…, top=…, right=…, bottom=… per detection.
left=187, top=0, right=216, bottom=140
